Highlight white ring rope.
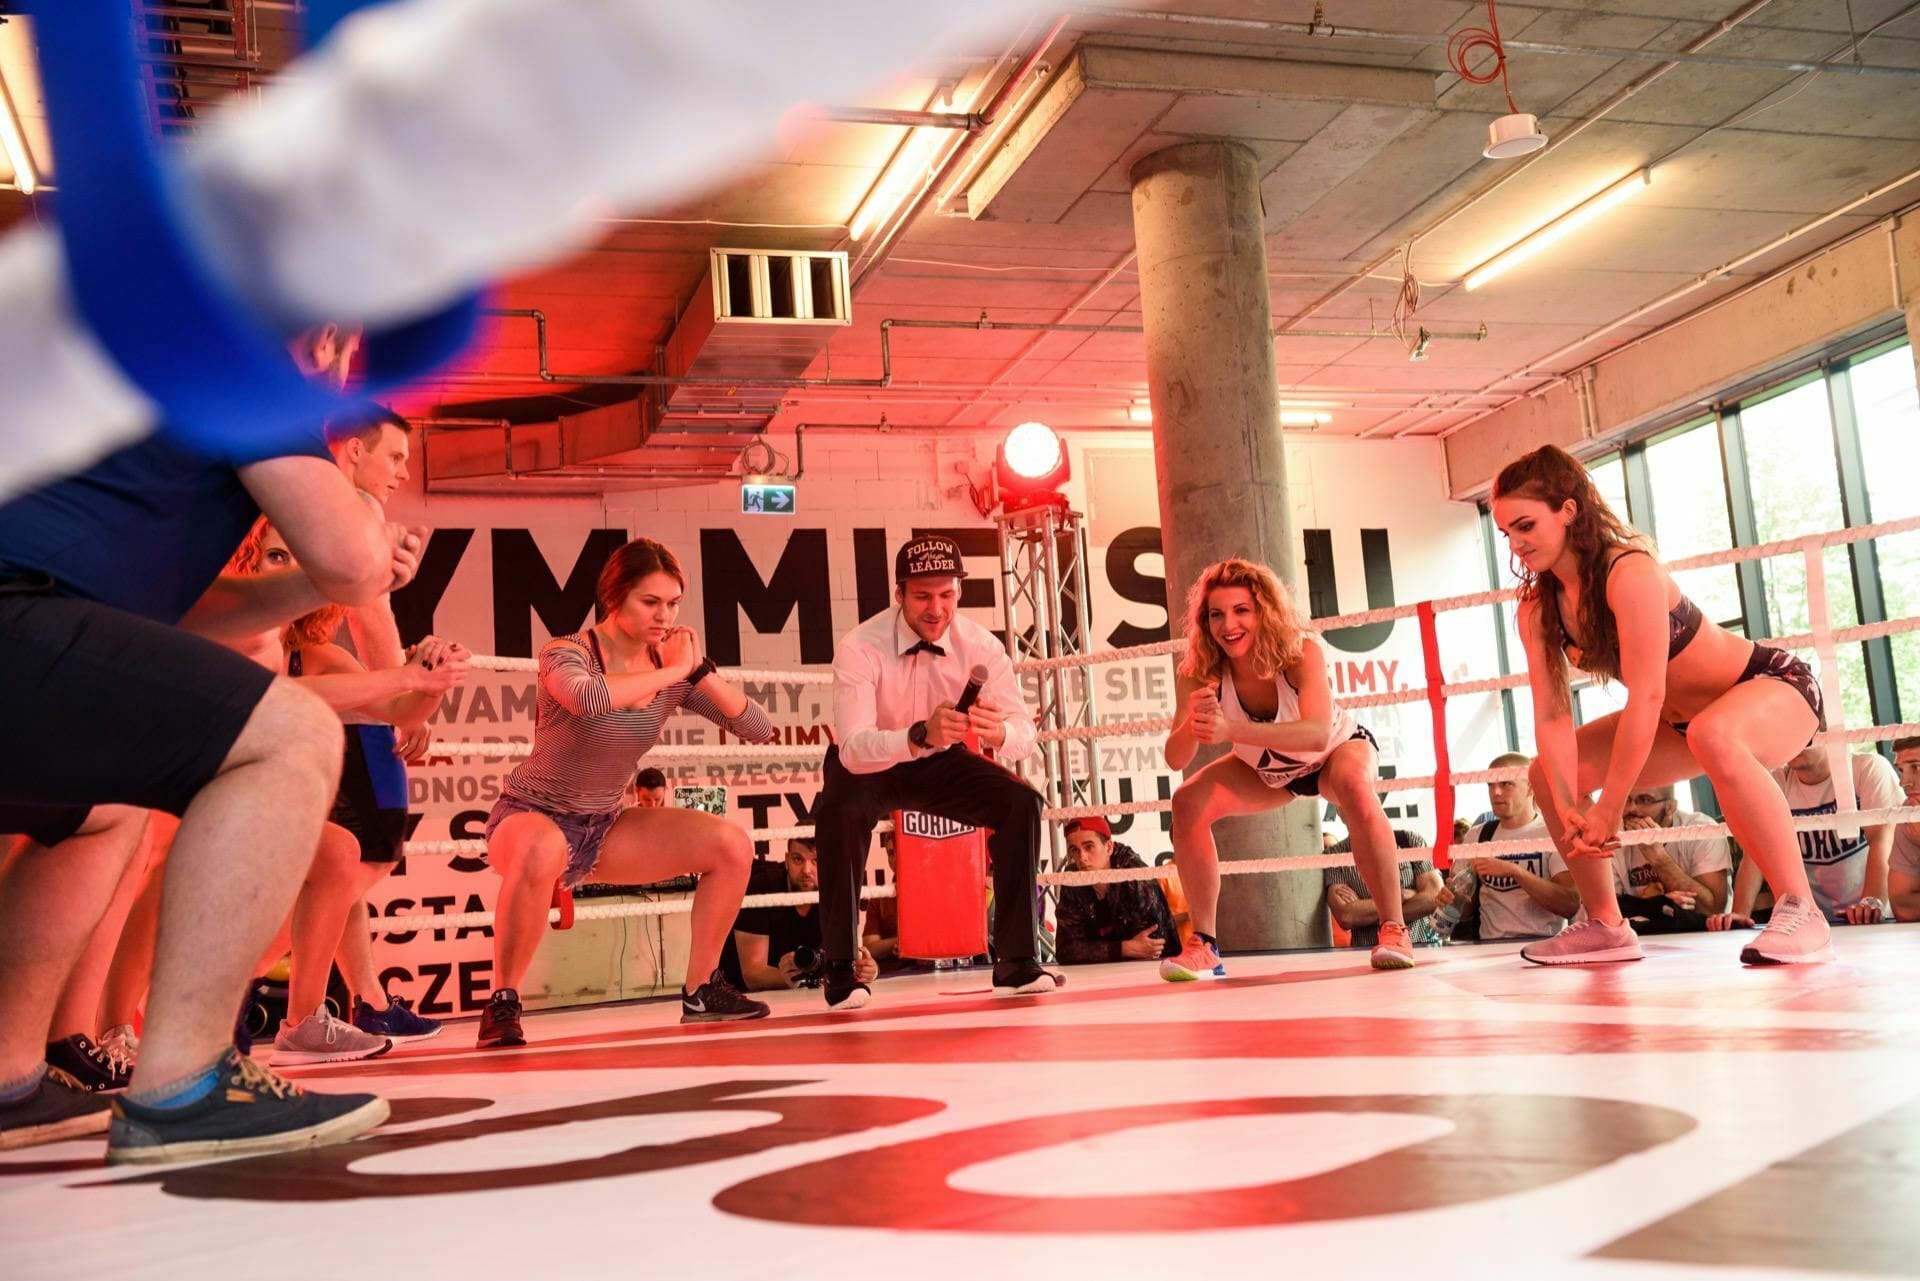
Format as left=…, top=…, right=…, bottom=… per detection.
left=375, top=806, right=1919, bottom=934
left=400, top=514, right=1920, bottom=938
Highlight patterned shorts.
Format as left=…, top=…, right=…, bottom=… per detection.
left=1669, top=645, right=1823, bottom=745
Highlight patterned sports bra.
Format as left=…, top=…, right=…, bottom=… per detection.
left=1559, top=548, right=1702, bottom=669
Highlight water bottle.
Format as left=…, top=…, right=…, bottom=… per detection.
left=1430, top=866, right=1477, bottom=943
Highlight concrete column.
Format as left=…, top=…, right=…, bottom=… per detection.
left=1129, top=140, right=1324, bottom=952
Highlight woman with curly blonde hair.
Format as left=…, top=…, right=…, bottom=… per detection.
left=1160, top=558, right=1415, bottom=979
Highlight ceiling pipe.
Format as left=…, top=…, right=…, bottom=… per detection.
left=1276, top=0, right=1781, bottom=336
left=485, top=308, right=893, bottom=389
left=1078, top=4, right=1920, bottom=77
left=882, top=315, right=1488, bottom=342
left=813, top=105, right=983, bottom=130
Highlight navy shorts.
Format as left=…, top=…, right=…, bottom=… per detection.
left=332, top=724, right=410, bottom=863
left=0, top=590, right=274, bottom=847
left=484, top=794, right=620, bottom=888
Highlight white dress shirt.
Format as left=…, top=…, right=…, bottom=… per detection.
left=831, top=609, right=1036, bottom=775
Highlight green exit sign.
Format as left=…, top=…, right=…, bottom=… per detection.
left=741, top=483, right=796, bottom=515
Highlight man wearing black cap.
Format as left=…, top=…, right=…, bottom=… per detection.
left=812, top=535, right=1061, bottom=1009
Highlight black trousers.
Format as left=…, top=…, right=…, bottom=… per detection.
left=814, top=745, right=1044, bottom=966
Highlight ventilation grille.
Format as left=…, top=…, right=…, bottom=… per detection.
left=709, top=249, right=851, bottom=325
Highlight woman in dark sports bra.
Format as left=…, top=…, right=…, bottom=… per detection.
left=1491, top=445, right=1831, bottom=969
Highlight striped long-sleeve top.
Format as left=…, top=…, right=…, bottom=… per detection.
left=502, top=631, right=776, bottom=815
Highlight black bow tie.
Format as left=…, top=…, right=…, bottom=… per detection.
left=905, top=639, right=946, bottom=657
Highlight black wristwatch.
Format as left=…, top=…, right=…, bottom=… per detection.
left=908, top=720, right=931, bottom=751
left=686, top=657, right=717, bottom=685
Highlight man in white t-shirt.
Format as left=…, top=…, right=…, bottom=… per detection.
left=1890, top=736, right=1920, bottom=923
left=1719, top=745, right=1902, bottom=927
left=1449, top=753, right=1577, bottom=941
left=1610, top=784, right=1731, bottom=915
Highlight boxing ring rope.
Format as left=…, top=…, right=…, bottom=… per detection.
left=388, top=515, right=1920, bottom=934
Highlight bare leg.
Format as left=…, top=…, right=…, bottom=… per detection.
left=0, top=807, right=149, bottom=1078
left=1532, top=712, right=1733, bottom=927
left=591, top=807, right=752, bottom=988
left=50, top=810, right=156, bottom=1038
left=1169, top=754, right=1296, bottom=938
left=285, top=824, right=362, bottom=1020
left=99, top=816, right=176, bottom=1031
left=486, top=812, right=569, bottom=994
left=1317, top=739, right=1404, bottom=928
left=136, top=678, right=342, bottom=1091
left=334, top=861, right=395, bottom=1007
left=1685, top=682, right=1820, bottom=902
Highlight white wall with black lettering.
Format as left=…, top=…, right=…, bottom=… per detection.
left=370, top=432, right=1504, bottom=1014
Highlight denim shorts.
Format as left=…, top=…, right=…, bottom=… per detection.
left=484, top=794, right=620, bottom=888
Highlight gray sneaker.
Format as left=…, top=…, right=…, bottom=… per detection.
left=270, top=1006, right=392, bottom=1066
left=1520, top=917, right=1644, bottom=966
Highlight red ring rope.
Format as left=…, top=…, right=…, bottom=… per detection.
left=1417, top=601, right=1456, bottom=871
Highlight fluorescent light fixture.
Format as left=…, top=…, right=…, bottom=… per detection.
left=849, top=124, right=945, bottom=242
left=0, top=71, right=35, bottom=196
left=1280, top=410, right=1331, bottom=427
left=1127, top=401, right=1153, bottom=423
left=1464, top=168, right=1651, bottom=292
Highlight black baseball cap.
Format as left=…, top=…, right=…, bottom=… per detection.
left=895, top=535, right=967, bottom=582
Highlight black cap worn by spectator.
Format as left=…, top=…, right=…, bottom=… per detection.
left=895, top=535, right=967, bottom=583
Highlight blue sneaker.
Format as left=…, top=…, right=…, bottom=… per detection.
left=352, top=996, right=442, bottom=1041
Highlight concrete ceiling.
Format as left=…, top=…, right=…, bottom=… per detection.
left=4, top=1, right=1920, bottom=474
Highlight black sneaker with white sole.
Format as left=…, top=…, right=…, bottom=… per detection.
left=0, top=1067, right=112, bottom=1152
left=46, top=1033, right=134, bottom=1093
left=992, top=959, right=1065, bottom=994
left=822, top=962, right=871, bottom=1012
left=106, top=1050, right=388, bottom=1166
left=476, top=990, right=526, bottom=1049
left=680, top=971, right=771, bottom=1023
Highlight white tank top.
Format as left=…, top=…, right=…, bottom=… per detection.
left=1218, top=633, right=1358, bottom=789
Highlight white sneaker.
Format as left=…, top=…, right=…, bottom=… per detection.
left=1520, top=918, right=1644, bottom=966
left=270, top=1005, right=392, bottom=1066
left=1741, top=894, right=1835, bottom=965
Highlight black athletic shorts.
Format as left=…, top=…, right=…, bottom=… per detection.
left=332, top=723, right=409, bottom=863
left=0, top=589, right=275, bottom=846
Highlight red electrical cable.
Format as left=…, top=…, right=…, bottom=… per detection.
left=1448, top=0, right=1520, bottom=115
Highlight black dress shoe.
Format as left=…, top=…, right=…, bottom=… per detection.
left=822, top=962, right=871, bottom=1011
left=992, top=960, right=1064, bottom=994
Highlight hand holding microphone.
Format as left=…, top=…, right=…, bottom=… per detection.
left=923, top=665, right=994, bottom=751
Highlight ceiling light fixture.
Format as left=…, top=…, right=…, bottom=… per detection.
left=849, top=125, right=946, bottom=241
left=1464, top=168, right=1651, bottom=292
left=1127, top=400, right=1153, bottom=423
left=1279, top=410, right=1331, bottom=427
left=0, top=70, right=36, bottom=196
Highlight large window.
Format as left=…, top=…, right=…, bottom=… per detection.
left=1479, top=338, right=1915, bottom=749
left=1587, top=453, right=1628, bottom=523
left=1737, top=378, right=1871, bottom=730
left=1645, top=421, right=1742, bottom=626
left=1851, top=344, right=1920, bottom=718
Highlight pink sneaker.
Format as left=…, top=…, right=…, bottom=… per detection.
left=1741, top=894, right=1835, bottom=965
left=1371, top=920, right=1416, bottom=970
left=1520, top=918, right=1643, bottom=966
left=1159, top=936, right=1224, bottom=982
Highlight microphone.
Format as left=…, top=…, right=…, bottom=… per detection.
left=954, top=664, right=989, bottom=714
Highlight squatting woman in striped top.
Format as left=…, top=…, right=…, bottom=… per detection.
left=477, top=538, right=778, bottom=1047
